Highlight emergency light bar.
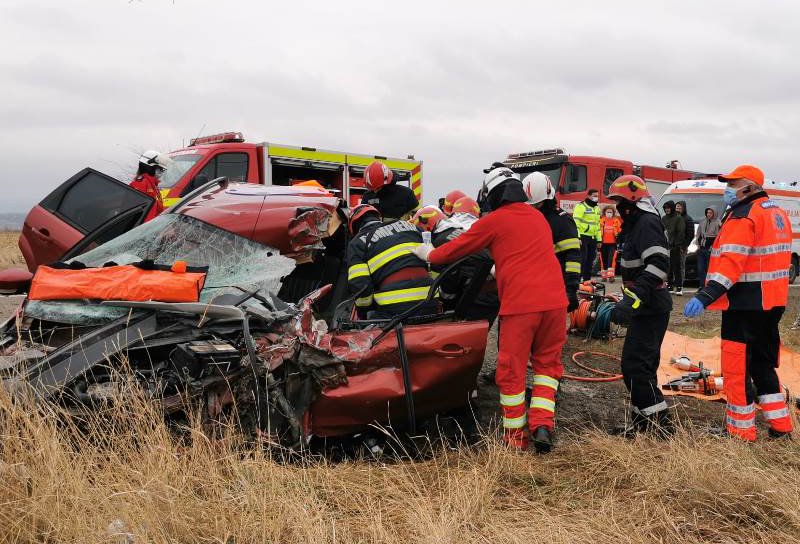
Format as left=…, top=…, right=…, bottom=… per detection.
left=506, top=148, right=565, bottom=160
left=189, top=132, right=245, bottom=146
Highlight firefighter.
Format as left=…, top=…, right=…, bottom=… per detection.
left=442, top=189, right=467, bottom=216
left=607, top=175, right=673, bottom=436
left=360, top=161, right=419, bottom=221
left=523, top=172, right=580, bottom=313
left=684, top=165, right=793, bottom=441
left=412, top=205, right=499, bottom=322
left=346, top=204, right=436, bottom=320
left=130, top=150, right=172, bottom=222
left=415, top=163, right=567, bottom=453
left=573, top=188, right=602, bottom=281
left=451, top=195, right=481, bottom=218
left=599, top=206, right=622, bottom=281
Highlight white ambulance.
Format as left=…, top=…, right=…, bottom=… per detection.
left=657, top=178, right=800, bottom=284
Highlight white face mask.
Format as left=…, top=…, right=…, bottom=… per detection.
left=606, top=213, right=613, bottom=217
left=590, top=196, right=599, bottom=203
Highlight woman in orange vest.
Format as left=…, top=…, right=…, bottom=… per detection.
left=599, top=206, right=622, bottom=281
left=685, top=165, right=793, bottom=441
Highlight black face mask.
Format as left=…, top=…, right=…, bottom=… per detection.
left=616, top=200, right=636, bottom=217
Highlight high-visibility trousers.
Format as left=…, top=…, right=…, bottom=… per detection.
left=721, top=308, right=793, bottom=441
left=496, top=308, right=566, bottom=444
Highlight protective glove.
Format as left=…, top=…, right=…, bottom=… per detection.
left=567, top=290, right=579, bottom=313
left=610, top=298, right=634, bottom=326
left=683, top=297, right=705, bottom=318
left=413, top=244, right=433, bottom=262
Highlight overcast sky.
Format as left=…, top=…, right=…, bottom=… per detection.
left=1, top=0, right=799, bottom=212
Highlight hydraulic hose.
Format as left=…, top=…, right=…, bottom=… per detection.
left=563, top=351, right=623, bottom=382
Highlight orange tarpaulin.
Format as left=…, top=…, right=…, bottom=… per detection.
left=29, top=263, right=207, bottom=303
left=658, top=331, right=800, bottom=402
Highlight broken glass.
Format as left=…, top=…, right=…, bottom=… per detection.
left=25, top=214, right=296, bottom=325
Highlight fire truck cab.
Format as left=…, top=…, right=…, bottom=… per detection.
left=502, top=148, right=707, bottom=213
left=159, top=132, right=423, bottom=209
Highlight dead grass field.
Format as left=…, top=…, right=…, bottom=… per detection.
left=0, top=240, right=799, bottom=542
left=0, top=231, right=23, bottom=269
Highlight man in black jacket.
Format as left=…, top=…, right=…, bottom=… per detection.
left=346, top=204, right=436, bottom=319
left=675, top=200, right=693, bottom=296
left=609, top=175, right=673, bottom=436
left=661, top=200, right=685, bottom=294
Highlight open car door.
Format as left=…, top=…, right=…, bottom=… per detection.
left=19, top=168, right=154, bottom=271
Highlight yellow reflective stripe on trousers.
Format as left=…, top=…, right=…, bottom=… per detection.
left=565, top=261, right=581, bottom=273
left=348, top=263, right=369, bottom=281
left=503, top=414, right=527, bottom=429
left=530, top=397, right=556, bottom=412
left=533, top=375, right=559, bottom=391
left=500, top=391, right=526, bottom=407
left=373, top=286, right=429, bottom=305
left=554, top=238, right=581, bottom=252
left=367, top=242, right=421, bottom=272
left=355, top=295, right=373, bottom=307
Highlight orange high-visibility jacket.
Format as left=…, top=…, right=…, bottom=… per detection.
left=600, top=216, right=622, bottom=244
left=698, top=194, right=790, bottom=311
left=29, top=262, right=207, bottom=303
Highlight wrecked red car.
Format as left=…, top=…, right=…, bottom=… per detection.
left=0, top=177, right=490, bottom=448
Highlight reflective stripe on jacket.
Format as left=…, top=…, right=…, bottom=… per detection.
left=541, top=204, right=581, bottom=295
left=600, top=216, right=622, bottom=244
left=697, top=194, right=791, bottom=311
left=572, top=201, right=601, bottom=240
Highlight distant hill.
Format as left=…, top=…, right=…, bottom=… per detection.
left=0, top=213, right=25, bottom=231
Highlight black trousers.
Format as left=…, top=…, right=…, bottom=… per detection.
left=580, top=235, right=597, bottom=281
left=720, top=308, right=784, bottom=404
left=668, top=247, right=685, bottom=288
left=600, top=243, right=616, bottom=271
left=621, top=311, right=669, bottom=412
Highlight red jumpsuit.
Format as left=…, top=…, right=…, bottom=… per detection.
left=130, top=173, right=165, bottom=222
left=428, top=202, right=567, bottom=447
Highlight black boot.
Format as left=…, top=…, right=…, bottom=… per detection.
left=531, top=426, right=553, bottom=454
left=768, top=428, right=793, bottom=440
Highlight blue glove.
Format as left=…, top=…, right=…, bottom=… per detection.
left=684, top=297, right=705, bottom=318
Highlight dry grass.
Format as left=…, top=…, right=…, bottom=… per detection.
left=0, top=231, right=23, bottom=268
left=0, top=385, right=798, bottom=544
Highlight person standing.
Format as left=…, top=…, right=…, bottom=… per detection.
left=415, top=164, right=567, bottom=453
left=599, top=206, right=622, bottom=282
left=573, top=189, right=602, bottom=281
left=694, top=207, right=720, bottom=286
left=608, top=175, right=673, bottom=436
left=675, top=201, right=694, bottom=295
left=360, top=161, right=419, bottom=221
left=684, top=165, right=793, bottom=441
left=661, top=200, right=685, bottom=294
left=523, top=171, right=581, bottom=312
left=130, top=150, right=171, bottom=222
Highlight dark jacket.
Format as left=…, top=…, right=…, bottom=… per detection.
left=347, top=219, right=431, bottom=318
left=361, top=184, right=419, bottom=220
left=677, top=200, right=694, bottom=250
left=661, top=200, right=685, bottom=248
left=539, top=200, right=581, bottom=301
left=619, top=208, right=673, bottom=315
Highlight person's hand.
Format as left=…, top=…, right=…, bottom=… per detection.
left=684, top=297, right=705, bottom=318
left=413, top=244, right=432, bottom=262
left=610, top=301, right=634, bottom=326
left=567, top=290, right=579, bottom=313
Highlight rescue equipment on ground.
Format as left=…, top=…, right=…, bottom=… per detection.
left=562, top=351, right=623, bottom=382
left=661, top=356, right=723, bottom=395
left=568, top=281, right=622, bottom=340
left=28, top=260, right=208, bottom=303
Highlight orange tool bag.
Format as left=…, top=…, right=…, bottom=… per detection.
left=29, top=260, right=208, bottom=303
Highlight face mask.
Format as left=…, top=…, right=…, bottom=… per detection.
left=722, top=187, right=739, bottom=207
left=606, top=212, right=613, bottom=217
left=590, top=196, right=599, bottom=203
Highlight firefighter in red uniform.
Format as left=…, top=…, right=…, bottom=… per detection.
left=685, top=165, right=793, bottom=441
left=415, top=163, right=567, bottom=453
left=130, top=150, right=171, bottom=222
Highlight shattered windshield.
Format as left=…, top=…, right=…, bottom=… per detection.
left=159, top=153, right=203, bottom=188
left=25, top=214, right=296, bottom=324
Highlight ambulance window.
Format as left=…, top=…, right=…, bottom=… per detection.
left=564, top=164, right=587, bottom=193
left=603, top=168, right=625, bottom=195
left=56, top=172, right=152, bottom=233
left=216, top=153, right=249, bottom=182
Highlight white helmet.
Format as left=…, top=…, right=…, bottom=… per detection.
left=523, top=171, right=556, bottom=205
left=138, top=150, right=173, bottom=172
left=483, top=165, right=520, bottom=193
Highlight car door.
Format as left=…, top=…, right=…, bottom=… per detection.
left=309, top=319, right=490, bottom=437
left=19, top=168, right=154, bottom=271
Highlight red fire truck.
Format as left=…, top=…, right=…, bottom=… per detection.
left=502, top=148, right=713, bottom=213
left=158, top=132, right=423, bottom=208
